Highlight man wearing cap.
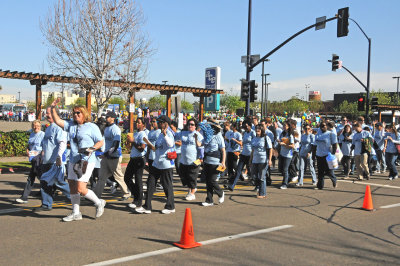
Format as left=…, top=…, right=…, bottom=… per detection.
left=373, top=121, right=386, bottom=173
left=94, top=111, right=131, bottom=200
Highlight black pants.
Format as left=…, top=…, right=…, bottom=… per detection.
left=20, top=156, right=42, bottom=201
left=124, top=157, right=145, bottom=206
left=316, top=155, right=337, bottom=189
left=288, top=152, right=299, bottom=178
left=227, top=152, right=239, bottom=180
left=341, top=155, right=351, bottom=176
left=144, top=167, right=175, bottom=211
left=180, top=164, right=200, bottom=189
left=204, top=163, right=223, bottom=203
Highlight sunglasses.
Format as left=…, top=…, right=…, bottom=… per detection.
left=189, top=123, right=195, bottom=126
left=73, top=111, right=81, bottom=115
left=151, top=121, right=157, bottom=123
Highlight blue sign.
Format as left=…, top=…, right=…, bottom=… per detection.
left=204, top=94, right=220, bottom=111
left=205, top=67, right=220, bottom=90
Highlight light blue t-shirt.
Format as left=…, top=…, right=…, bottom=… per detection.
left=28, top=131, right=44, bottom=152
left=104, top=124, right=121, bottom=158
left=384, top=132, right=400, bottom=154
left=130, top=130, right=147, bottom=158
left=152, top=130, right=175, bottom=170
left=64, top=121, right=103, bottom=164
left=338, top=133, right=354, bottom=156
left=226, top=131, right=242, bottom=153
left=315, top=130, right=337, bottom=157
left=147, top=129, right=161, bottom=161
left=265, top=128, right=275, bottom=144
left=242, top=130, right=256, bottom=156
left=299, top=133, right=315, bottom=158
left=279, top=132, right=294, bottom=158
left=42, top=123, right=67, bottom=164
left=177, top=130, right=204, bottom=165
left=174, top=129, right=182, bottom=154
left=352, top=130, right=372, bottom=155
left=204, top=133, right=225, bottom=165
left=251, top=136, right=272, bottom=164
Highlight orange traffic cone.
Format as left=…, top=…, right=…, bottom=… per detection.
left=174, top=208, right=202, bottom=249
left=362, top=185, right=374, bottom=211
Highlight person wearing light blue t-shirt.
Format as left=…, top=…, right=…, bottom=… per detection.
left=124, top=117, right=148, bottom=209
left=225, top=120, right=255, bottom=191
left=136, top=115, right=175, bottom=214
left=51, top=101, right=105, bottom=222
left=350, top=123, right=372, bottom=180
left=298, top=124, right=317, bottom=186
left=384, top=124, right=400, bottom=180
left=170, top=121, right=182, bottom=183
left=202, top=119, right=226, bottom=206
left=15, top=120, right=45, bottom=204
left=37, top=107, right=70, bottom=211
left=372, top=122, right=386, bottom=173
left=226, top=122, right=242, bottom=182
left=314, top=121, right=337, bottom=190
left=176, top=118, right=203, bottom=201
left=250, top=125, right=272, bottom=198
left=278, top=121, right=294, bottom=189
left=339, top=124, right=354, bottom=178
left=94, top=112, right=130, bottom=200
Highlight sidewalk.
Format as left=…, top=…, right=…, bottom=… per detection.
left=0, top=157, right=27, bottom=163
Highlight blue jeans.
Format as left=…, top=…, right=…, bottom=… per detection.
left=228, top=155, right=251, bottom=190
left=299, top=156, right=317, bottom=185
left=279, top=156, right=292, bottom=186
left=40, top=179, right=70, bottom=209
left=385, top=152, right=398, bottom=177
left=252, top=163, right=268, bottom=196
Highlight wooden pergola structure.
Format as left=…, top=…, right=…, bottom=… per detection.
left=0, top=69, right=224, bottom=131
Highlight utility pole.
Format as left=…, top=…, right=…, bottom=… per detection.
left=305, top=84, right=310, bottom=101
left=18, top=91, right=21, bottom=103
left=245, top=0, right=252, bottom=116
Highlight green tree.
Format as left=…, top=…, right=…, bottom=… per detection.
left=220, top=95, right=245, bottom=113
left=147, top=95, right=166, bottom=110
left=181, top=100, right=194, bottom=112
left=307, top=100, right=324, bottom=112
left=335, top=100, right=362, bottom=119
left=44, top=95, right=55, bottom=108
left=72, top=97, right=86, bottom=107
left=108, top=97, right=127, bottom=108
left=371, top=89, right=393, bottom=105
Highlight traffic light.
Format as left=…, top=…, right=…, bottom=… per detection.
left=357, top=94, right=365, bottom=111
left=240, top=79, right=250, bottom=101
left=249, top=80, right=258, bottom=102
left=337, top=7, right=349, bottom=37
left=332, top=54, right=340, bottom=71
left=371, top=97, right=378, bottom=111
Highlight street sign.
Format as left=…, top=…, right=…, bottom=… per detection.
left=205, top=67, right=220, bottom=90
left=241, top=54, right=260, bottom=65
left=315, top=16, right=326, bottom=30
left=204, top=94, right=220, bottom=111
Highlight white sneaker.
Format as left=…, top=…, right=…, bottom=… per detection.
left=201, top=202, right=214, bottom=207
left=15, top=198, right=28, bottom=204
left=128, top=203, right=137, bottom=209
left=291, top=176, right=298, bottom=182
left=135, top=206, right=151, bottom=214
left=110, top=183, right=117, bottom=194
left=95, top=199, right=106, bottom=218
left=280, top=185, right=287, bottom=190
left=218, top=191, right=225, bottom=204
left=185, top=193, right=196, bottom=201
left=242, top=173, right=248, bottom=180
left=295, top=183, right=303, bottom=187
left=161, top=209, right=175, bottom=214
left=62, top=212, right=82, bottom=222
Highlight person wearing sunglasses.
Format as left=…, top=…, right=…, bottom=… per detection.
left=313, top=122, right=338, bottom=189
left=174, top=118, right=203, bottom=201
left=297, top=124, right=317, bottom=186
left=51, top=99, right=105, bottom=222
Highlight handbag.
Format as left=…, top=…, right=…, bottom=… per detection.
left=167, top=149, right=177, bottom=160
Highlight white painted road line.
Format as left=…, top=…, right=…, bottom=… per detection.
left=380, top=203, right=400, bottom=209
left=84, top=225, right=293, bottom=266
left=338, top=180, right=400, bottom=189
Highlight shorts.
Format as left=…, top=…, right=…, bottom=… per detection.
left=67, top=161, right=95, bottom=183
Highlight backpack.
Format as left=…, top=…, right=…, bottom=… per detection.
left=361, top=137, right=373, bottom=154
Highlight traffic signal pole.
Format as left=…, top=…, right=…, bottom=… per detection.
left=245, top=0, right=252, bottom=116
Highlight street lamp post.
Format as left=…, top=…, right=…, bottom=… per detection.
left=260, top=59, right=269, bottom=117
left=393, top=76, right=400, bottom=104
left=305, top=84, right=310, bottom=102
left=265, top=82, right=271, bottom=115
left=18, top=91, right=21, bottom=103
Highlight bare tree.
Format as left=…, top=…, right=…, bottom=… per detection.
left=41, top=0, right=153, bottom=115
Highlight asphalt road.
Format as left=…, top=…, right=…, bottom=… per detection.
left=0, top=168, right=399, bottom=265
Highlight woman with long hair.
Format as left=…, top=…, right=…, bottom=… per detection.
left=297, top=124, right=317, bottom=186
left=384, top=124, right=400, bottom=180
left=51, top=99, right=105, bottom=222
left=339, top=124, right=354, bottom=178
left=278, top=121, right=294, bottom=189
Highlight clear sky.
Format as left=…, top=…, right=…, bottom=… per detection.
left=0, top=0, right=399, bottom=102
